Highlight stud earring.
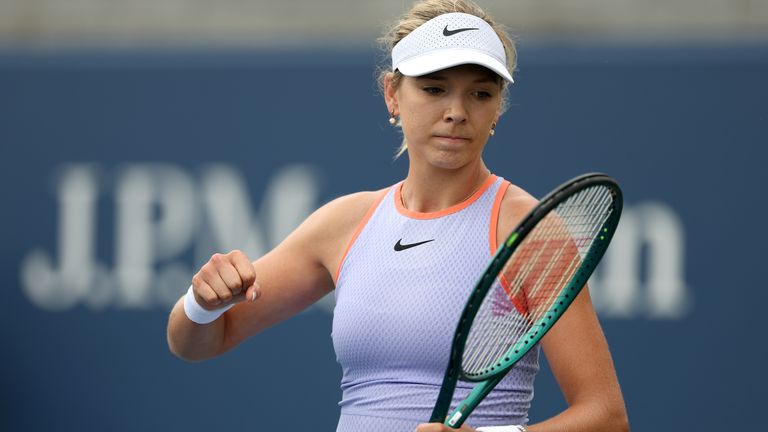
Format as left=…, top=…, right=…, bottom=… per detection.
left=490, top=122, right=497, bottom=136
left=389, top=111, right=397, bottom=125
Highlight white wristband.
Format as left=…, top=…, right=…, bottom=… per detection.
left=476, top=426, right=526, bottom=432
left=183, top=285, right=234, bottom=324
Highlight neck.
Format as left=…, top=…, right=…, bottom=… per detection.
left=401, top=164, right=491, bottom=213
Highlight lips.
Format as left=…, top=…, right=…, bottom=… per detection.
left=434, top=135, right=471, bottom=147
left=434, top=134, right=470, bottom=141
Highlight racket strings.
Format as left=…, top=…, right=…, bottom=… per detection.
left=464, top=213, right=577, bottom=371
left=462, top=185, right=615, bottom=376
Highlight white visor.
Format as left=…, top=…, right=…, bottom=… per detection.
left=392, top=12, right=513, bottom=83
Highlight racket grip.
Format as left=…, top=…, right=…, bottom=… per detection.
left=445, top=375, right=505, bottom=428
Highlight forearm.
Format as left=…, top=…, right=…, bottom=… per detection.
left=527, top=398, right=629, bottom=432
left=166, top=296, right=228, bottom=362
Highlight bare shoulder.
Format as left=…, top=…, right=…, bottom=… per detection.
left=282, top=188, right=389, bottom=273
left=497, top=182, right=539, bottom=240
left=314, top=189, right=387, bottom=227
left=303, top=189, right=388, bottom=241
left=501, top=182, right=538, bottom=212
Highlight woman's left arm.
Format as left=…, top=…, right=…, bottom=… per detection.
left=530, top=286, right=630, bottom=432
left=414, top=286, right=628, bottom=432
left=497, top=187, right=629, bottom=432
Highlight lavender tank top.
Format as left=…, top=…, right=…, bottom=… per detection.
left=332, top=175, right=539, bottom=431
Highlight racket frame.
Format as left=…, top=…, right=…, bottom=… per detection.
left=429, top=173, right=623, bottom=427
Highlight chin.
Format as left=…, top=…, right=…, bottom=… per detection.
left=428, top=152, right=472, bottom=171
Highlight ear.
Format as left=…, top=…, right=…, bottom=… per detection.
left=383, top=72, right=400, bottom=116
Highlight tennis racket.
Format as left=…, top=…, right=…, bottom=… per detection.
left=429, top=173, right=623, bottom=428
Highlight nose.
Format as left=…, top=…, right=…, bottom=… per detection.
left=443, top=96, right=468, bottom=124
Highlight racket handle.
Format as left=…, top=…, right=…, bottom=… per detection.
left=445, top=375, right=505, bottom=428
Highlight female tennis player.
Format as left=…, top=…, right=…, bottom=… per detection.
left=167, top=1, right=629, bottom=431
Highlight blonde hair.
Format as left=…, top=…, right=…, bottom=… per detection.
left=377, top=0, right=517, bottom=158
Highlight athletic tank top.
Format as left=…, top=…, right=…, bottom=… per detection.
left=332, top=175, right=539, bottom=431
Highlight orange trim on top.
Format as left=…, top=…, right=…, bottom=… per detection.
left=394, top=174, right=498, bottom=220
left=334, top=188, right=389, bottom=284
left=489, top=179, right=511, bottom=255
left=490, top=180, right=529, bottom=317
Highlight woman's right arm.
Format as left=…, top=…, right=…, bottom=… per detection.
left=166, top=191, right=380, bottom=361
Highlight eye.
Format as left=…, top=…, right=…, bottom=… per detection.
left=423, top=86, right=444, bottom=95
left=473, top=91, right=493, bottom=99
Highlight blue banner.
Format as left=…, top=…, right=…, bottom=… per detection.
left=2, top=45, right=766, bottom=431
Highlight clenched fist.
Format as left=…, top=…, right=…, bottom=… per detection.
left=191, top=250, right=261, bottom=310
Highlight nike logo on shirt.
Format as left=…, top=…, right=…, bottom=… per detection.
left=394, top=238, right=435, bottom=251
left=442, top=25, right=479, bottom=36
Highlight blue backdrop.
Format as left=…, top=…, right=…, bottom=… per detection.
left=2, top=44, right=766, bottom=431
